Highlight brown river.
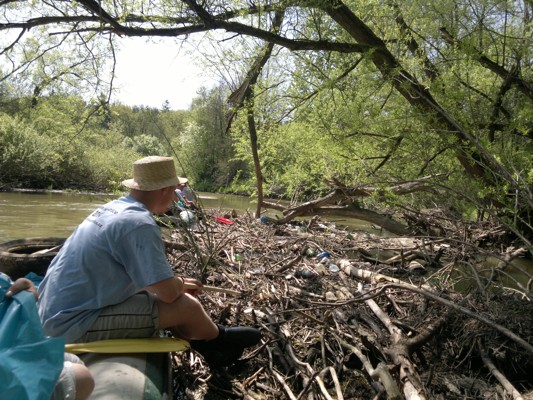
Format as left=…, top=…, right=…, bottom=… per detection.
left=1, top=190, right=531, bottom=291
left=0, top=190, right=378, bottom=242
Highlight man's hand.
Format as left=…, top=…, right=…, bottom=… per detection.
left=146, top=276, right=204, bottom=303
left=181, top=277, right=203, bottom=297
left=5, top=278, right=38, bottom=301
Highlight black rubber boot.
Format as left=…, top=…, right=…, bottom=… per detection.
left=190, top=325, right=261, bottom=368
left=216, top=325, right=262, bottom=347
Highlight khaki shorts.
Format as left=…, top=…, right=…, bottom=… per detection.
left=74, top=291, right=160, bottom=343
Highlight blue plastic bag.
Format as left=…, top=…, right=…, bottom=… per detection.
left=0, top=272, right=65, bottom=400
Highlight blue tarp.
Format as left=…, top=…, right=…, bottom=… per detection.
left=0, top=272, right=65, bottom=400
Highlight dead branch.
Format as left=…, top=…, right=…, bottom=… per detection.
left=359, top=283, right=427, bottom=400
left=379, top=283, right=533, bottom=355
left=478, top=340, right=524, bottom=400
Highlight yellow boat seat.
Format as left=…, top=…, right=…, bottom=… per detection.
left=65, top=337, right=190, bottom=354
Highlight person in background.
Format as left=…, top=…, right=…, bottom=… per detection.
left=38, top=156, right=261, bottom=368
left=5, top=277, right=95, bottom=400
left=175, top=177, right=197, bottom=210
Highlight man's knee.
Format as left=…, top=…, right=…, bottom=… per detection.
left=157, top=293, right=204, bottom=327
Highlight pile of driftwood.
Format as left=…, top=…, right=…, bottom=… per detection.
left=161, top=210, right=533, bottom=400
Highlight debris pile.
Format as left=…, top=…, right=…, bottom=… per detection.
left=162, top=211, right=533, bottom=400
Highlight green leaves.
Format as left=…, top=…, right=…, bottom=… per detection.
left=0, top=113, right=57, bottom=187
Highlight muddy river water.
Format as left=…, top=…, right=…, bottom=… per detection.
left=1, top=190, right=531, bottom=291
left=0, top=190, right=378, bottom=242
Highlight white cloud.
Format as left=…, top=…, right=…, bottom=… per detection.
left=113, top=38, right=215, bottom=110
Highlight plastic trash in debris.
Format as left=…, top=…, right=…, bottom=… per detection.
left=329, top=264, right=340, bottom=273
left=338, top=259, right=352, bottom=269
left=215, top=216, right=233, bottom=225
left=316, top=251, right=330, bottom=260
left=319, top=257, right=330, bottom=265
left=294, top=270, right=317, bottom=279
left=179, top=210, right=196, bottom=225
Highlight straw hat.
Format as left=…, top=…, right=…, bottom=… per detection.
left=122, top=156, right=184, bottom=191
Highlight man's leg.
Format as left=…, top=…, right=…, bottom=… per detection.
left=75, top=292, right=159, bottom=342
left=157, top=293, right=261, bottom=367
left=156, top=292, right=218, bottom=340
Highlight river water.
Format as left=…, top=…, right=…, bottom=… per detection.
left=0, top=190, right=377, bottom=242
left=1, top=190, right=532, bottom=291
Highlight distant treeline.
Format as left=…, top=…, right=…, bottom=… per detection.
left=0, top=88, right=248, bottom=194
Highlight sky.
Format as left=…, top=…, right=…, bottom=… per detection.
left=113, top=38, right=216, bottom=110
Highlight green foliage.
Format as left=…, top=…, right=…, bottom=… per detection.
left=122, top=134, right=168, bottom=156
left=0, top=113, right=58, bottom=188
left=1, top=0, right=532, bottom=243
left=177, top=86, right=240, bottom=191
left=0, top=95, right=140, bottom=191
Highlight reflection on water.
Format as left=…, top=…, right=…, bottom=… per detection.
left=0, top=190, right=379, bottom=242
left=0, top=191, right=115, bottom=242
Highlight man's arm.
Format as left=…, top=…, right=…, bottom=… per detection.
left=145, top=276, right=203, bottom=303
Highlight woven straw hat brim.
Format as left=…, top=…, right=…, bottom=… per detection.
left=121, top=155, right=181, bottom=191
left=122, top=177, right=180, bottom=191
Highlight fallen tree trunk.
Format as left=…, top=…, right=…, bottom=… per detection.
left=261, top=176, right=447, bottom=235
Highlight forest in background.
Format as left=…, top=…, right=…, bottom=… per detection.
left=0, top=0, right=531, bottom=248
left=0, top=87, right=241, bottom=193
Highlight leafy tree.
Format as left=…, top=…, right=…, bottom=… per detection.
left=0, top=0, right=531, bottom=241
left=0, top=113, right=57, bottom=188
left=0, top=94, right=139, bottom=191
left=122, top=133, right=167, bottom=156
left=177, top=86, right=236, bottom=190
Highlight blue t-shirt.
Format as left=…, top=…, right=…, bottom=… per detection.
left=38, top=196, right=174, bottom=342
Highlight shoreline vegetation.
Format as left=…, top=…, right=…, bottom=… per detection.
left=0, top=187, right=118, bottom=196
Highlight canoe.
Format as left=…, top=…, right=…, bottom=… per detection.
left=80, top=352, right=172, bottom=400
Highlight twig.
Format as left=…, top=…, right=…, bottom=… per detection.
left=359, top=283, right=427, bottom=400
left=314, top=374, right=335, bottom=400
left=478, top=340, right=524, bottom=400
left=381, top=283, right=533, bottom=355
left=184, top=282, right=241, bottom=296
left=319, top=366, right=344, bottom=400
left=345, top=266, right=436, bottom=292
left=334, top=332, right=401, bottom=399
left=275, top=255, right=302, bottom=273
left=273, top=370, right=298, bottom=400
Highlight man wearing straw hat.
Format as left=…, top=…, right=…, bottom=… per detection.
left=38, top=156, right=261, bottom=368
